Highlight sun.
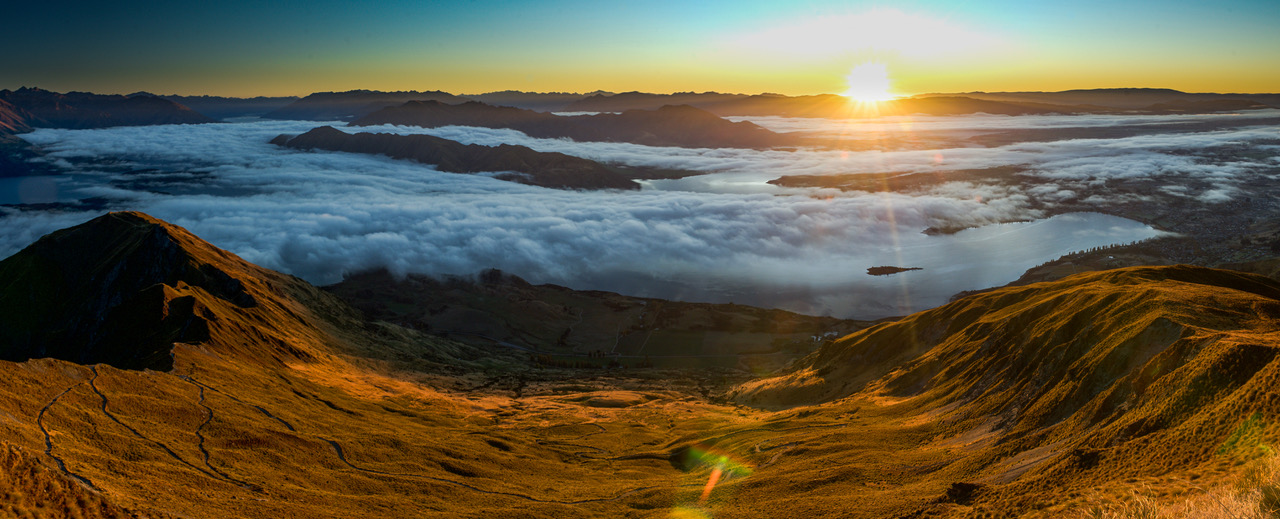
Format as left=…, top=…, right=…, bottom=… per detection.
left=843, top=62, right=897, bottom=102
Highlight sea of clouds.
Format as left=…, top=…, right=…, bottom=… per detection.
left=3, top=111, right=1277, bottom=317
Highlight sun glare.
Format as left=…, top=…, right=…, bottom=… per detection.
left=843, top=63, right=896, bottom=103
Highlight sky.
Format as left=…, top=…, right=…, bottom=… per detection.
left=2, top=0, right=1279, bottom=97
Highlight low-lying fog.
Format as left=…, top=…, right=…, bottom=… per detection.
left=5, top=110, right=1277, bottom=318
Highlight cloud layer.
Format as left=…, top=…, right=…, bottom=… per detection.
left=7, top=111, right=1272, bottom=317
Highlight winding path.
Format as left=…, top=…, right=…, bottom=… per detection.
left=188, top=382, right=262, bottom=492
left=87, top=367, right=224, bottom=482
left=37, top=380, right=98, bottom=490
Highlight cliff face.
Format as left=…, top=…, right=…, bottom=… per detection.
left=274, top=126, right=639, bottom=190
left=351, top=100, right=797, bottom=149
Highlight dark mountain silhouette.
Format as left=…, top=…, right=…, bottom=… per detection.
left=915, top=88, right=1280, bottom=111
left=0, top=87, right=214, bottom=128
left=463, top=90, right=608, bottom=112
left=273, top=125, right=639, bottom=190
left=352, top=100, right=549, bottom=128
left=160, top=94, right=299, bottom=120
left=0, top=212, right=257, bottom=369
left=1141, top=98, right=1273, bottom=113
left=351, top=100, right=799, bottom=149
left=565, top=91, right=751, bottom=112
left=565, top=91, right=1076, bottom=117
left=262, top=89, right=469, bottom=121
left=566, top=89, right=1279, bottom=118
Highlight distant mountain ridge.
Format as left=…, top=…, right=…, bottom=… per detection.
left=351, top=100, right=798, bottom=149
left=914, top=87, right=1280, bottom=111
left=0, top=87, right=214, bottom=177
left=261, top=89, right=470, bottom=121
left=160, top=94, right=299, bottom=120
left=565, top=88, right=1278, bottom=117
left=463, top=90, right=612, bottom=112
left=565, top=91, right=1076, bottom=117
left=0, top=87, right=213, bottom=129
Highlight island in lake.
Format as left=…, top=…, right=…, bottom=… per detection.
left=867, top=266, right=924, bottom=276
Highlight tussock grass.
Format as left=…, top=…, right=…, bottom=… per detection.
left=1078, top=457, right=1280, bottom=518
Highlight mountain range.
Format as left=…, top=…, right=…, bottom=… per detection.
left=565, top=88, right=1278, bottom=117
left=350, top=101, right=800, bottom=149
left=0, top=88, right=214, bottom=178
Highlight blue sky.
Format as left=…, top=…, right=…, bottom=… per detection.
left=3, top=0, right=1277, bottom=96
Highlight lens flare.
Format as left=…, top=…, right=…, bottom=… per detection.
left=843, top=62, right=896, bottom=103
left=673, top=444, right=753, bottom=508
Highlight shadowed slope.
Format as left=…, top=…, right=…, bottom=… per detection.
left=0, top=211, right=353, bottom=370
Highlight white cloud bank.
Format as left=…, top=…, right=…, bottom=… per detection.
left=7, top=112, right=1268, bottom=317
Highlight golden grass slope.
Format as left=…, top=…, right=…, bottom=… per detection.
left=735, top=265, right=1280, bottom=515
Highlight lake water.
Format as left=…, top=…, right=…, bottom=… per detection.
left=0, top=176, right=64, bottom=205
left=568, top=211, right=1161, bottom=318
